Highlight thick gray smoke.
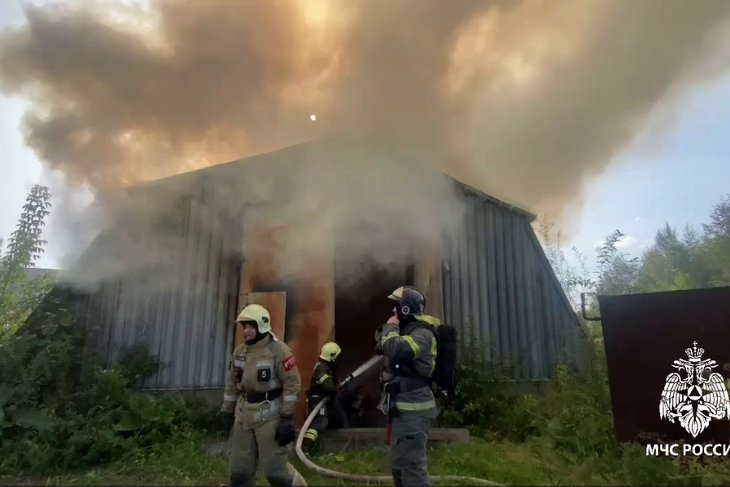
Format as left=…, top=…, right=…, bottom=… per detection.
left=1, top=0, right=730, bottom=286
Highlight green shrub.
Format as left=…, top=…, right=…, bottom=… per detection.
left=439, top=359, right=540, bottom=441
left=116, top=342, right=161, bottom=389
left=537, top=363, right=617, bottom=460
left=438, top=337, right=730, bottom=485
left=0, top=326, right=220, bottom=475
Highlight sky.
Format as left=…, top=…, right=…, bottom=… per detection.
left=565, top=73, right=730, bottom=262
left=1, top=1, right=729, bottom=278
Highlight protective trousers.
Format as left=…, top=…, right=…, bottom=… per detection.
left=228, top=415, right=307, bottom=487
left=390, top=412, right=433, bottom=487
left=302, top=397, right=328, bottom=453
left=305, top=395, right=351, bottom=445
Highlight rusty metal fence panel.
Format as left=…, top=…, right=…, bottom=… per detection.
left=599, top=286, right=730, bottom=443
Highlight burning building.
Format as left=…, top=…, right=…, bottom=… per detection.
left=55, top=140, right=586, bottom=425
left=4, top=0, right=729, bottom=431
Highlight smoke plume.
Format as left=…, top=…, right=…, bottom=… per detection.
left=2, top=0, right=730, bottom=285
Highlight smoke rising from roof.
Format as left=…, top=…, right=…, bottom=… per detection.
left=2, top=0, right=730, bottom=285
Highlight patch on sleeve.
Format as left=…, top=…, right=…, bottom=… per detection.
left=282, top=355, right=297, bottom=372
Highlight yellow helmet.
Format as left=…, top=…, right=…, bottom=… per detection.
left=236, top=304, right=272, bottom=334
left=320, top=341, right=342, bottom=362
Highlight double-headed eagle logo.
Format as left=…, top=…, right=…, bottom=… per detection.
left=659, top=341, right=730, bottom=438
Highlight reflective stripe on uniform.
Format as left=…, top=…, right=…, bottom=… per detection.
left=234, top=359, right=245, bottom=368
left=415, top=315, right=441, bottom=326
left=381, top=331, right=421, bottom=357
left=395, top=399, right=437, bottom=412
left=224, top=394, right=238, bottom=402
left=381, top=331, right=399, bottom=343
left=430, top=336, right=437, bottom=374
left=317, top=373, right=331, bottom=384
left=304, top=429, right=318, bottom=440
left=284, top=394, right=297, bottom=403
left=402, top=335, right=420, bottom=357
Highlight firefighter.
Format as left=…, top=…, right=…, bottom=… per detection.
left=302, top=341, right=344, bottom=455
left=376, top=287, right=438, bottom=487
left=219, top=304, right=307, bottom=487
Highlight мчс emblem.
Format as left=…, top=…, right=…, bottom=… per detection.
left=659, top=341, right=730, bottom=438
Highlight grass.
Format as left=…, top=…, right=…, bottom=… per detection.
left=1, top=340, right=728, bottom=486
left=0, top=435, right=229, bottom=486
left=4, top=431, right=730, bottom=486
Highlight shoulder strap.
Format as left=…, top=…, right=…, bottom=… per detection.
left=266, top=333, right=285, bottom=351
left=410, top=321, right=436, bottom=338
left=232, top=342, right=249, bottom=358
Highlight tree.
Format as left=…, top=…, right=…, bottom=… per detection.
left=703, top=193, right=730, bottom=240
left=699, top=194, right=730, bottom=287
left=593, top=229, right=640, bottom=296
left=536, top=220, right=641, bottom=306
left=0, top=184, right=54, bottom=338
left=636, top=224, right=699, bottom=291
left=536, top=217, right=596, bottom=309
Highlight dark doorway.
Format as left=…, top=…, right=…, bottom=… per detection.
left=333, top=224, right=413, bottom=426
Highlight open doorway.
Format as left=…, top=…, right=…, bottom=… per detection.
left=334, top=232, right=413, bottom=427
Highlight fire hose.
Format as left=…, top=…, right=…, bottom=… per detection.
left=293, top=356, right=504, bottom=486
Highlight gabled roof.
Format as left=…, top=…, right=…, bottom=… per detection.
left=132, top=141, right=313, bottom=193
left=132, top=140, right=537, bottom=220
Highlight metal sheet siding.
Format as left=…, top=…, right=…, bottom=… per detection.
left=81, top=197, right=240, bottom=389
left=444, top=186, right=584, bottom=380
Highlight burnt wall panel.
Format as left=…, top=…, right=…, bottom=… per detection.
left=239, top=208, right=336, bottom=425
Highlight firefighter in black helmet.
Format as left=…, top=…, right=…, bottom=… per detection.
left=376, top=286, right=438, bottom=487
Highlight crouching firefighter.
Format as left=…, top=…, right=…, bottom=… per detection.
left=376, top=287, right=438, bottom=487
left=302, top=341, right=346, bottom=455
left=219, top=304, right=308, bottom=487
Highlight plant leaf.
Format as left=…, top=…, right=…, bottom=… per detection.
left=0, top=384, right=11, bottom=407
left=12, top=408, right=53, bottom=431
left=115, top=411, right=143, bottom=432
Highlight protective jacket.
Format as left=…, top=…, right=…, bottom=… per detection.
left=379, top=318, right=438, bottom=416
left=220, top=333, right=301, bottom=426
left=308, top=360, right=338, bottom=401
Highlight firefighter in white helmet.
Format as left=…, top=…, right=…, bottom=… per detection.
left=302, top=341, right=345, bottom=455
left=220, top=304, right=307, bottom=487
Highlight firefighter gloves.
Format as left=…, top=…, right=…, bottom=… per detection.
left=274, top=415, right=297, bottom=446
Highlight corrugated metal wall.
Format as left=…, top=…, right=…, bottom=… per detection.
left=80, top=196, right=241, bottom=389
left=74, top=165, right=584, bottom=388
left=443, top=184, right=586, bottom=381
